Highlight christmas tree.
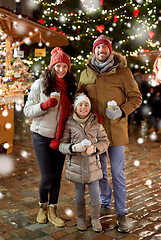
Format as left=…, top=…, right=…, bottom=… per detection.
left=32, top=0, right=161, bottom=79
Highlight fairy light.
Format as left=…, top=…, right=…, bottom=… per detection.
left=32, top=0, right=161, bottom=75
left=30, top=0, right=65, bottom=6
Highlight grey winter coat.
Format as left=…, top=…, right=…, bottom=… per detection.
left=59, top=113, right=110, bottom=184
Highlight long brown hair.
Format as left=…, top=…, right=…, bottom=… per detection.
left=42, top=66, right=77, bottom=101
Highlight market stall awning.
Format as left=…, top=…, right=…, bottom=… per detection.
left=0, top=7, right=69, bottom=48
left=136, top=50, right=160, bottom=63
left=0, top=7, right=69, bottom=71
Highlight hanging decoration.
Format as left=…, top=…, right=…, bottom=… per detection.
left=39, top=19, right=44, bottom=24
left=0, top=20, right=5, bottom=32
left=133, top=9, right=140, bottom=18
left=100, top=0, right=103, bottom=6
left=96, top=25, right=104, bottom=33
left=114, top=15, right=118, bottom=22
left=35, top=48, right=46, bottom=57
left=142, top=49, right=150, bottom=52
left=77, top=28, right=81, bottom=34
left=148, top=31, right=155, bottom=39
left=50, top=26, right=58, bottom=31
left=60, top=31, right=66, bottom=35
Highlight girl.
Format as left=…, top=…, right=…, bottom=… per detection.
left=23, top=47, right=77, bottom=227
left=59, top=94, right=110, bottom=232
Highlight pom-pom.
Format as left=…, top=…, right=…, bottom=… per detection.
left=51, top=47, right=62, bottom=56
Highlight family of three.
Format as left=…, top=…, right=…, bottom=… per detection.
left=24, top=35, right=142, bottom=233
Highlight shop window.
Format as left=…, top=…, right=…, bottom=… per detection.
left=16, top=2, right=21, bottom=13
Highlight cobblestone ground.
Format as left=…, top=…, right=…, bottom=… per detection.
left=0, top=109, right=161, bottom=240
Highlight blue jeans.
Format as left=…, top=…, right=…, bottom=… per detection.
left=33, top=133, right=65, bottom=205
left=99, top=146, right=128, bottom=216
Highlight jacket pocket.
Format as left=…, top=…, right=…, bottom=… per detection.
left=109, top=116, right=127, bottom=125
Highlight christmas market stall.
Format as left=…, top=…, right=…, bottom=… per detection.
left=0, top=6, right=69, bottom=153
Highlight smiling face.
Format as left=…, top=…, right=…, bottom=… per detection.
left=54, top=62, right=68, bottom=78
left=76, top=101, right=90, bottom=119
left=94, top=44, right=111, bottom=63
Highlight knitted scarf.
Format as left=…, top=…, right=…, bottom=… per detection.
left=91, top=53, right=114, bottom=73
left=73, top=112, right=91, bottom=128
left=50, top=76, right=72, bottom=149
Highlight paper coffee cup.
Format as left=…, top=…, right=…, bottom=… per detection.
left=50, top=92, right=60, bottom=107
left=81, top=139, right=91, bottom=155
left=107, top=100, right=117, bottom=111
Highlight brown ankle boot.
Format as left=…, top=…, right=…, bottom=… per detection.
left=37, top=202, right=48, bottom=224
left=75, top=200, right=87, bottom=231
left=90, top=204, right=102, bottom=232
left=48, top=204, right=65, bottom=227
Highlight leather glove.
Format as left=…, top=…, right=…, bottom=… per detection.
left=41, top=98, right=58, bottom=111
left=72, top=143, right=86, bottom=152
left=106, top=105, right=122, bottom=120
left=86, top=145, right=96, bottom=155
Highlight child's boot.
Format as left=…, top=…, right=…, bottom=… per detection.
left=48, top=204, right=65, bottom=227
left=75, top=200, right=87, bottom=230
left=37, top=202, right=48, bottom=224
left=90, top=204, right=102, bottom=232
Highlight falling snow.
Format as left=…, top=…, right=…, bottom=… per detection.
left=0, top=154, right=14, bottom=177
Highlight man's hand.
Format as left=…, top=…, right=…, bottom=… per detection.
left=106, top=106, right=122, bottom=120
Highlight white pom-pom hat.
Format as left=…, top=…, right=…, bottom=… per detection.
left=74, top=94, right=91, bottom=110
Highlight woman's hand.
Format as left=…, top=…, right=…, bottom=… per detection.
left=41, top=98, right=58, bottom=111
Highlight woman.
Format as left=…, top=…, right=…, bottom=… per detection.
left=23, top=47, right=77, bottom=227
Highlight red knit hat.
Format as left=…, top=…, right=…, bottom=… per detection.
left=93, top=35, right=112, bottom=54
left=49, top=47, right=71, bottom=70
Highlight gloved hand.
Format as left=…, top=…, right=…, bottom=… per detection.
left=41, top=98, right=58, bottom=111
left=106, top=105, right=122, bottom=120
left=86, top=145, right=96, bottom=155
left=72, top=143, right=86, bottom=152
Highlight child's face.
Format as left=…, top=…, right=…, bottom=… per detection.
left=76, top=101, right=90, bottom=119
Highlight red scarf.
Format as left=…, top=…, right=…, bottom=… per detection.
left=50, top=77, right=72, bottom=149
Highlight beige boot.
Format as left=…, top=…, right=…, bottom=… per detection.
left=90, top=204, right=102, bottom=232
left=148, top=126, right=155, bottom=133
left=75, top=200, right=87, bottom=231
left=48, top=204, right=65, bottom=227
left=157, top=129, right=161, bottom=134
left=37, top=202, right=48, bottom=224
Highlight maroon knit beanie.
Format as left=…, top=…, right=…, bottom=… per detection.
left=93, top=35, right=112, bottom=54
left=49, top=47, right=71, bottom=70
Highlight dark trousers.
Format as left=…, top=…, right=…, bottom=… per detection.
left=33, top=133, right=65, bottom=204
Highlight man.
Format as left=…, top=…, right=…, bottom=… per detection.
left=78, top=35, right=142, bottom=233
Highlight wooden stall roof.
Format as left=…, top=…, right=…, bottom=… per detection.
left=0, top=7, right=69, bottom=48
left=136, top=50, right=160, bottom=63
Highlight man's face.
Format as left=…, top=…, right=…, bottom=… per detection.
left=94, top=44, right=110, bottom=63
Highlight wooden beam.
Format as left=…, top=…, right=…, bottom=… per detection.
left=0, top=19, right=12, bottom=37
left=6, top=31, right=40, bottom=54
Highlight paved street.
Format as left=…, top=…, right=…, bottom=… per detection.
left=0, top=108, right=161, bottom=240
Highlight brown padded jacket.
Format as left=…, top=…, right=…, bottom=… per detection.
left=59, top=113, right=110, bottom=184
left=78, top=52, right=142, bottom=146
